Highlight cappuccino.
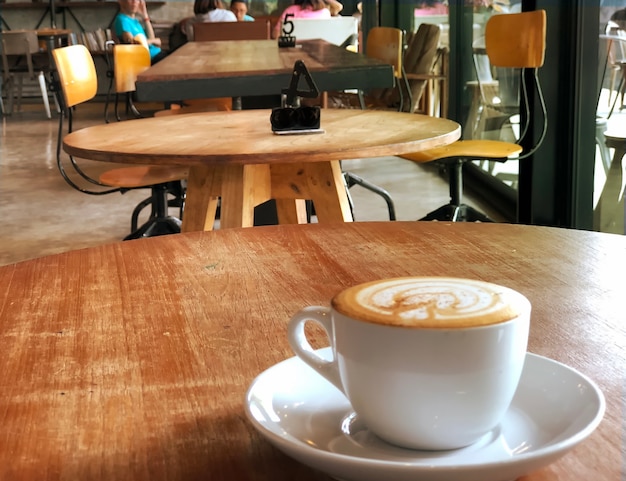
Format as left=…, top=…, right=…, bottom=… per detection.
left=288, top=277, right=531, bottom=450
left=332, top=277, right=527, bottom=328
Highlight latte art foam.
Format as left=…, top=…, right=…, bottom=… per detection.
left=332, top=277, right=529, bottom=328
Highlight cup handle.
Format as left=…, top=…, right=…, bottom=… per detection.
left=287, top=306, right=344, bottom=393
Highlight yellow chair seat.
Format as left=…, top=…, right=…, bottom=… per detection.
left=99, top=165, right=189, bottom=188
left=400, top=139, right=523, bottom=163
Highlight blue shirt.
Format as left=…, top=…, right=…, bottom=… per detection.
left=113, top=13, right=161, bottom=59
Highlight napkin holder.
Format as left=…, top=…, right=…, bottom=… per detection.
left=278, top=36, right=296, bottom=48
left=270, top=60, right=323, bottom=134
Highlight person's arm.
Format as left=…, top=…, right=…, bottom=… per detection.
left=272, top=8, right=288, bottom=39
left=325, top=0, right=343, bottom=16
left=140, top=0, right=162, bottom=47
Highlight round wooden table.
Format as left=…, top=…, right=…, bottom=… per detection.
left=0, top=222, right=622, bottom=480
left=63, top=109, right=460, bottom=231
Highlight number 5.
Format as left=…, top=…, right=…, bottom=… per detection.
left=282, top=13, right=295, bottom=36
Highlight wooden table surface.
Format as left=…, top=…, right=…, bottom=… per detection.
left=36, top=28, right=72, bottom=37
left=63, top=109, right=460, bottom=231
left=0, top=221, right=622, bottom=481
left=135, top=39, right=395, bottom=102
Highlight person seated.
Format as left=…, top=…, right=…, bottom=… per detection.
left=114, top=0, right=166, bottom=64
left=230, top=0, right=255, bottom=21
left=272, top=0, right=343, bottom=39
left=184, top=0, right=237, bottom=40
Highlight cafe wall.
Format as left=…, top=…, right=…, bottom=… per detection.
left=0, top=0, right=193, bottom=33
left=0, top=0, right=296, bottom=33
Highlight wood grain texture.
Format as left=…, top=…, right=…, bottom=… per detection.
left=139, top=40, right=387, bottom=81
left=0, top=222, right=622, bottom=481
left=63, top=109, right=461, bottom=166
left=192, top=20, right=271, bottom=42
left=134, top=39, right=395, bottom=102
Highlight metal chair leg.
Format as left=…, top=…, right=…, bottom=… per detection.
left=419, top=160, right=493, bottom=222
left=104, top=78, right=114, bottom=123
left=124, top=183, right=182, bottom=240
left=344, top=171, right=396, bottom=221
left=358, top=90, right=366, bottom=110
left=130, top=196, right=154, bottom=233
left=114, top=93, right=122, bottom=122
left=127, top=93, right=142, bottom=118
left=401, top=66, right=413, bottom=113
left=396, top=77, right=404, bottom=113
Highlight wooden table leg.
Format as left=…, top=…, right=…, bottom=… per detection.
left=182, top=165, right=222, bottom=232
left=270, top=160, right=353, bottom=223
left=220, top=164, right=271, bottom=229
left=184, top=160, right=352, bottom=231
left=306, top=161, right=353, bottom=222
left=275, top=199, right=308, bottom=224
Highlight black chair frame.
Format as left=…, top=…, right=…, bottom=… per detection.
left=103, top=41, right=144, bottom=124
left=50, top=67, right=185, bottom=239
left=425, top=67, right=547, bottom=222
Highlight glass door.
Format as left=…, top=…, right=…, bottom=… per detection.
left=364, top=0, right=602, bottom=229
left=595, top=3, right=626, bottom=234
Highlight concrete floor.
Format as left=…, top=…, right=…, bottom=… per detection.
left=0, top=101, right=501, bottom=267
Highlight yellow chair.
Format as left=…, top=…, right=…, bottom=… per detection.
left=104, top=43, right=151, bottom=123
left=52, top=44, right=189, bottom=239
left=400, top=10, right=547, bottom=222
left=360, top=26, right=412, bottom=112
left=328, top=27, right=418, bottom=221
left=331, top=24, right=439, bottom=114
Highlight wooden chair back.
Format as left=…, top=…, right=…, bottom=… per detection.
left=486, top=10, right=546, bottom=68
left=606, top=22, right=626, bottom=62
left=114, top=44, right=151, bottom=94
left=193, top=20, right=271, bottom=42
left=1, top=30, right=39, bottom=76
left=1, top=29, right=56, bottom=117
left=366, top=27, right=403, bottom=79
left=403, top=23, right=441, bottom=112
left=290, top=17, right=359, bottom=48
left=52, top=44, right=97, bottom=109
left=252, top=15, right=280, bottom=34
left=1, top=30, right=39, bottom=55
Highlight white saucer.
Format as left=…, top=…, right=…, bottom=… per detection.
left=245, top=348, right=605, bottom=481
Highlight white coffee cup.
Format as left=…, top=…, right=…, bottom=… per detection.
left=288, top=276, right=531, bottom=451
